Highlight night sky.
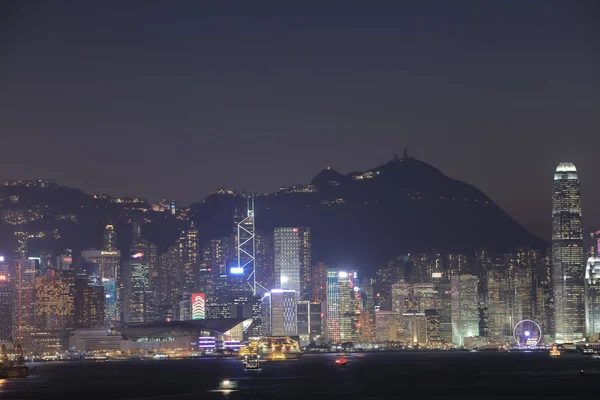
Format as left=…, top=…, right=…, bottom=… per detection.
left=1, top=1, right=598, bottom=240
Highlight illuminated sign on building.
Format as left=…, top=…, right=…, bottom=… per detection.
left=132, top=252, right=144, bottom=259
left=191, top=293, right=206, bottom=320
left=230, top=267, right=244, bottom=275
left=0, top=274, right=7, bottom=282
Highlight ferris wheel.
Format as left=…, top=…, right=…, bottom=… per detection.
left=513, top=320, right=542, bottom=347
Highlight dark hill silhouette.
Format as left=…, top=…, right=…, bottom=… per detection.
left=194, top=155, right=545, bottom=272
left=0, top=155, right=545, bottom=276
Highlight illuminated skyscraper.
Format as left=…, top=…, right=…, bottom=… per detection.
left=374, top=310, right=402, bottom=342
left=274, top=227, right=311, bottom=300
left=433, top=281, right=452, bottom=343
left=16, top=258, right=37, bottom=350
left=374, top=257, right=409, bottom=310
left=311, top=262, right=328, bottom=303
left=552, top=162, right=584, bottom=342
left=255, top=232, right=274, bottom=291
left=123, top=253, right=152, bottom=323
left=413, top=283, right=436, bottom=313
left=412, top=253, right=433, bottom=283
left=402, top=311, right=427, bottom=344
left=103, top=224, right=117, bottom=251
left=297, top=301, right=322, bottom=344
left=229, top=261, right=253, bottom=304
left=514, top=263, right=534, bottom=323
left=35, top=275, right=75, bottom=331
left=261, top=289, right=297, bottom=336
left=81, top=249, right=120, bottom=322
left=487, top=267, right=512, bottom=338
left=451, top=274, right=479, bottom=346
left=56, top=249, right=73, bottom=272
left=326, top=268, right=341, bottom=343
left=325, top=269, right=355, bottom=343
left=0, top=265, right=14, bottom=341
left=177, top=222, right=199, bottom=293
left=14, top=231, right=28, bottom=259
left=391, top=282, right=412, bottom=314
left=74, top=280, right=105, bottom=329
left=339, top=271, right=355, bottom=341
left=393, top=282, right=437, bottom=313
left=360, top=278, right=376, bottom=342
left=155, top=245, right=181, bottom=320
left=425, top=309, right=441, bottom=343
left=585, top=257, right=600, bottom=335
left=198, top=238, right=227, bottom=302
left=446, top=253, right=469, bottom=281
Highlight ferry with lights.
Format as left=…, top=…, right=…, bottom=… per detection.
left=238, top=336, right=303, bottom=361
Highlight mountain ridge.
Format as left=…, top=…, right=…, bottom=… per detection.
left=0, top=156, right=546, bottom=275
left=192, top=155, right=546, bottom=272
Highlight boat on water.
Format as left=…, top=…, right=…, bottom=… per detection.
left=550, top=346, right=561, bottom=358
left=0, top=344, right=31, bottom=379
left=243, top=354, right=261, bottom=370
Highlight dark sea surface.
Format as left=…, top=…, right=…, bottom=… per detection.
left=1, top=352, right=599, bottom=399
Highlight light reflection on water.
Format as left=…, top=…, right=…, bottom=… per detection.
left=0, top=353, right=599, bottom=399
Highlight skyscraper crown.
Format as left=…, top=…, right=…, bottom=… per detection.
left=556, top=162, right=577, bottom=173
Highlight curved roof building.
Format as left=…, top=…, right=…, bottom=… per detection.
left=115, top=318, right=250, bottom=342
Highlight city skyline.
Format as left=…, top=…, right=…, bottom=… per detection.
left=1, top=2, right=599, bottom=397
left=2, top=1, right=599, bottom=240
left=0, top=158, right=596, bottom=359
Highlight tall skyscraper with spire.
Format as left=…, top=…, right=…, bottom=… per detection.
left=552, top=162, right=584, bottom=342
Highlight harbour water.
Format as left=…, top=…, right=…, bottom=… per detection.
left=1, top=351, right=599, bottom=399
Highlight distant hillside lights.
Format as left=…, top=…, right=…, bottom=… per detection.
left=352, top=170, right=380, bottom=180
left=277, top=184, right=317, bottom=193
left=1, top=179, right=58, bottom=188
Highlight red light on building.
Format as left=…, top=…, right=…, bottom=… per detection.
left=0, top=274, right=7, bottom=282
left=292, top=228, right=298, bottom=232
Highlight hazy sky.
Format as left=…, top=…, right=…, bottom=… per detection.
left=1, top=0, right=598, bottom=239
